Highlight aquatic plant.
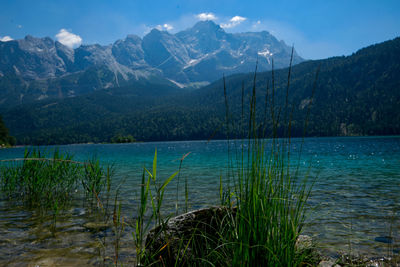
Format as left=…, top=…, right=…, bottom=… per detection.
left=0, top=148, right=111, bottom=212
left=0, top=149, right=80, bottom=210
left=136, top=53, right=319, bottom=266
left=219, top=136, right=312, bottom=266
left=134, top=149, right=179, bottom=266
left=134, top=169, right=151, bottom=265
left=160, top=52, right=317, bottom=266
left=82, top=156, right=109, bottom=200
left=219, top=57, right=317, bottom=266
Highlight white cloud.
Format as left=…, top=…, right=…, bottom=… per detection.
left=231, top=16, right=246, bottom=23
left=163, top=24, right=173, bottom=31
left=221, top=16, right=247, bottom=29
left=155, top=23, right=174, bottom=31
left=196, top=12, right=217, bottom=21
left=55, top=29, right=82, bottom=48
left=0, top=36, right=13, bottom=42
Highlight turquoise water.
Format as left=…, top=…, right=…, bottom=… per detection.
left=0, top=136, right=399, bottom=264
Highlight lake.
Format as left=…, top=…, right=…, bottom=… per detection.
left=0, top=136, right=399, bottom=265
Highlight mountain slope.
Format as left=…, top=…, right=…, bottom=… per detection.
left=2, top=37, right=399, bottom=145
left=0, top=21, right=302, bottom=109
left=0, top=35, right=71, bottom=79
left=182, top=37, right=400, bottom=137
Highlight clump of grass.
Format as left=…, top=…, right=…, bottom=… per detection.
left=175, top=151, right=192, bottom=215
left=0, top=149, right=80, bottom=211
left=134, top=149, right=179, bottom=266
left=214, top=57, right=316, bottom=266
left=0, top=148, right=112, bottom=213
left=178, top=66, right=315, bottom=265
left=135, top=57, right=318, bottom=266
left=220, top=138, right=311, bottom=266
left=112, top=193, right=124, bottom=266
left=134, top=169, right=151, bottom=266
left=0, top=148, right=120, bottom=263
left=82, top=156, right=111, bottom=204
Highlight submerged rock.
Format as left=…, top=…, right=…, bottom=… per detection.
left=83, top=222, right=111, bottom=231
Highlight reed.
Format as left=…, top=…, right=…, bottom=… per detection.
left=132, top=58, right=318, bottom=266
left=0, top=148, right=112, bottom=213
left=134, top=149, right=179, bottom=266
left=220, top=137, right=312, bottom=266
left=82, top=156, right=110, bottom=203
left=0, top=149, right=80, bottom=210
left=189, top=55, right=316, bottom=266
left=134, top=169, right=151, bottom=265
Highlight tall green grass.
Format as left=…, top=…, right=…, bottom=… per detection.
left=219, top=138, right=311, bottom=266
left=0, top=148, right=111, bottom=212
left=0, top=148, right=121, bottom=264
left=0, top=149, right=80, bottom=210
left=134, top=149, right=179, bottom=266
left=133, top=58, right=318, bottom=266
left=201, top=56, right=316, bottom=266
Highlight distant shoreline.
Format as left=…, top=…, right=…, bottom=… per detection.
left=8, top=134, right=400, bottom=147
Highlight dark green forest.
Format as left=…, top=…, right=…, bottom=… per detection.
left=2, top=37, right=400, bottom=145
left=0, top=115, right=15, bottom=146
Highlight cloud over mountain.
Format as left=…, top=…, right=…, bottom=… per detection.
left=0, top=36, right=13, bottom=42
left=196, top=12, right=217, bottom=21
left=55, top=29, right=82, bottom=48
left=221, top=16, right=247, bottom=29
left=156, top=24, right=174, bottom=31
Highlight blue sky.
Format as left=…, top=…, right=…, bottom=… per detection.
left=0, top=0, right=399, bottom=59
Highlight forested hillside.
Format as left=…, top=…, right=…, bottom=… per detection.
left=2, top=37, right=399, bottom=145
left=0, top=115, right=15, bottom=146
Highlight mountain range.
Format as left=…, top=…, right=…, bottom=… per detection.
left=1, top=36, right=399, bottom=145
left=0, top=20, right=302, bottom=109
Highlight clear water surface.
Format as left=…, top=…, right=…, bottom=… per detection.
left=0, top=136, right=399, bottom=265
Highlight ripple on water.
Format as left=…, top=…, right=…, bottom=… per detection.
left=0, top=136, right=399, bottom=263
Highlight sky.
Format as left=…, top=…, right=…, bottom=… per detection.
left=0, top=0, right=399, bottom=59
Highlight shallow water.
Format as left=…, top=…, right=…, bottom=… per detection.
left=0, top=136, right=399, bottom=265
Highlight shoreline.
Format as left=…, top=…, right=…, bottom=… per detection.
left=7, top=134, right=400, bottom=148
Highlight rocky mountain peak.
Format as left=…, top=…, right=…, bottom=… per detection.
left=0, top=21, right=304, bottom=96
left=19, top=35, right=55, bottom=51
left=112, top=34, right=145, bottom=67
left=191, top=20, right=223, bottom=33
left=125, top=34, right=142, bottom=43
